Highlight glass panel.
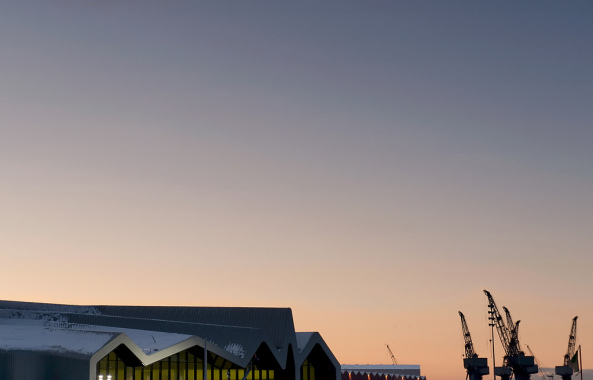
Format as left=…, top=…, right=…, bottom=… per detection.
left=171, top=354, right=178, bottom=380
left=95, top=347, right=269, bottom=380
left=179, top=362, right=186, bottom=380
left=99, top=357, right=108, bottom=376
left=161, top=359, right=170, bottom=380
left=188, top=358, right=195, bottom=380
left=171, top=364, right=178, bottom=380
left=153, top=361, right=161, bottom=380
left=214, top=357, right=225, bottom=369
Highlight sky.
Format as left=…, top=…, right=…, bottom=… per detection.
left=1, top=1, right=592, bottom=379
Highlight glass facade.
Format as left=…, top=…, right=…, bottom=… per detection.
left=300, top=359, right=315, bottom=380
left=299, top=344, right=335, bottom=380
left=96, top=349, right=276, bottom=380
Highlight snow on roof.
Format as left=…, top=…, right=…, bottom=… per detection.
left=0, top=318, right=192, bottom=356
left=0, top=300, right=101, bottom=316
left=118, top=326, right=192, bottom=354
left=0, top=300, right=330, bottom=369
left=223, top=342, right=247, bottom=358
left=0, top=321, right=115, bottom=356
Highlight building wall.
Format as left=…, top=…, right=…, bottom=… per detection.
left=0, top=350, right=89, bottom=380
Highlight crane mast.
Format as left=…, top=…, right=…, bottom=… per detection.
left=484, top=290, right=537, bottom=380
left=484, top=291, right=514, bottom=359
left=459, top=311, right=476, bottom=359
left=563, top=316, right=578, bottom=366
left=503, top=307, right=514, bottom=334
left=503, top=306, right=523, bottom=355
left=555, top=316, right=578, bottom=380
left=459, top=311, right=489, bottom=380
left=386, top=344, right=398, bottom=365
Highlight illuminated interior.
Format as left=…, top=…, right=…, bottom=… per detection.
left=96, top=347, right=277, bottom=380
left=300, top=344, right=335, bottom=380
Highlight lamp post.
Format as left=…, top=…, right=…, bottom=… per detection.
left=488, top=303, right=496, bottom=380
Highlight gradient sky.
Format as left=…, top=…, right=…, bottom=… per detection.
left=1, top=1, right=592, bottom=380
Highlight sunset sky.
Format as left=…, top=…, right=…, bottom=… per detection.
left=1, top=1, right=592, bottom=379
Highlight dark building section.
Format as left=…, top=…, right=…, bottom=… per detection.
left=0, top=300, right=340, bottom=380
left=0, top=351, right=89, bottom=380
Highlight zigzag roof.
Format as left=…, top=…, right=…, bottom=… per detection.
left=0, top=299, right=339, bottom=376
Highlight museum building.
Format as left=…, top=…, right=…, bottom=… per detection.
left=0, top=300, right=340, bottom=380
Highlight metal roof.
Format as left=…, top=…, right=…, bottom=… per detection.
left=0, top=299, right=340, bottom=378
left=92, top=305, right=295, bottom=349
left=341, top=364, right=422, bottom=377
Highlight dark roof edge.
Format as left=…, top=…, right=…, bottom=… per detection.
left=295, top=332, right=341, bottom=380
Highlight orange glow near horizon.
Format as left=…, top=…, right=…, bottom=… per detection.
left=2, top=264, right=592, bottom=380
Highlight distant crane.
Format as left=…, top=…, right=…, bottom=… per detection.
left=386, top=344, right=398, bottom=365
left=459, top=311, right=489, bottom=380
left=555, top=316, right=578, bottom=380
left=484, top=290, right=537, bottom=380
left=526, top=345, right=553, bottom=380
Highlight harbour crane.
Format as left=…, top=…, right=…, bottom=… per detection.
left=484, top=290, right=537, bottom=380
left=555, top=316, right=578, bottom=380
left=503, top=306, right=523, bottom=355
left=386, top=344, right=398, bottom=365
left=459, top=311, right=489, bottom=380
left=484, top=290, right=514, bottom=380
